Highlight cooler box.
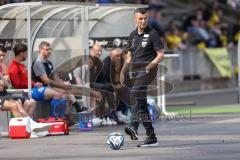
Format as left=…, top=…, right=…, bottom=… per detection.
left=79, top=112, right=93, bottom=131
left=9, top=117, right=31, bottom=139
left=38, top=117, right=69, bottom=135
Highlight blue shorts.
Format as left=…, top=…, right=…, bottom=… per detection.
left=31, top=87, right=47, bottom=101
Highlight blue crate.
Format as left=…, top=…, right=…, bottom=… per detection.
left=79, top=112, right=93, bottom=131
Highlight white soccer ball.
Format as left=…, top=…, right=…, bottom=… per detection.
left=107, top=132, right=124, bottom=150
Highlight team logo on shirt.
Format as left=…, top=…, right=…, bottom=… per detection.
left=144, top=34, right=149, bottom=37
left=38, top=87, right=45, bottom=93
left=142, top=34, right=149, bottom=48
left=141, top=41, right=147, bottom=47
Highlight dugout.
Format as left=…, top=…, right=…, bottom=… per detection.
left=0, top=2, right=146, bottom=126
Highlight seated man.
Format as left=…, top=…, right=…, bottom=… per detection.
left=73, top=45, right=119, bottom=126
left=0, top=46, right=8, bottom=76
left=32, top=41, right=88, bottom=114
left=0, top=75, right=50, bottom=138
left=0, top=45, right=35, bottom=116
left=72, top=44, right=104, bottom=111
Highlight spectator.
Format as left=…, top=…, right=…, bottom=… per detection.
left=207, top=8, right=222, bottom=28
left=216, top=23, right=231, bottom=47
left=165, top=27, right=187, bottom=50
left=183, top=8, right=206, bottom=31
left=148, top=4, right=165, bottom=37
left=232, top=17, right=240, bottom=45
left=182, top=8, right=216, bottom=48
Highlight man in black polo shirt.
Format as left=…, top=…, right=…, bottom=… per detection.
left=120, top=8, right=164, bottom=147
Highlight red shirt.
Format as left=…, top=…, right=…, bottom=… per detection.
left=8, top=60, right=34, bottom=89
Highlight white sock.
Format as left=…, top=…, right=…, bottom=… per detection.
left=26, top=116, right=38, bottom=125
left=26, top=116, right=40, bottom=132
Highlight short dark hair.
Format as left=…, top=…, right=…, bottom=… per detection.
left=39, top=41, right=50, bottom=49
left=134, top=8, right=148, bottom=15
left=0, top=46, right=7, bottom=53
left=13, top=43, right=27, bottom=57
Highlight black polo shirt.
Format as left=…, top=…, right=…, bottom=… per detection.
left=126, top=26, right=163, bottom=63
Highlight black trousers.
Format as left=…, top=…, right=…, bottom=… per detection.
left=129, top=67, right=157, bottom=137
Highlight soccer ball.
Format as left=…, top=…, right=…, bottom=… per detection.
left=107, top=132, right=124, bottom=150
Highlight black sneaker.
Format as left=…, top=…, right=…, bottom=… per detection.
left=72, top=102, right=88, bottom=113
left=65, top=114, right=78, bottom=126
left=77, top=106, right=89, bottom=112
left=125, top=126, right=138, bottom=140
left=137, top=136, right=158, bottom=147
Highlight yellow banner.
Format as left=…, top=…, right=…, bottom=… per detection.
left=204, top=48, right=232, bottom=78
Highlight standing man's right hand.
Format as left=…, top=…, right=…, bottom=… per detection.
left=120, top=51, right=131, bottom=87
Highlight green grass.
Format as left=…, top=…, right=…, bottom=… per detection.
left=166, top=104, right=240, bottom=115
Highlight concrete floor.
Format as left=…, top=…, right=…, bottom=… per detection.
left=0, top=114, right=240, bottom=160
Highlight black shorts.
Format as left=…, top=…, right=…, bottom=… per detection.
left=0, top=97, right=4, bottom=108
left=0, top=94, right=30, bottom=108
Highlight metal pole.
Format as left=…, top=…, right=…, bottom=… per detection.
left=238, top=36, right=240, bottom=103
left=157, top=63, right=162, bottom=113
left=27, top=5, right=32, bottom=97
left=81, top=6, right=90, bottom=108
left=158, top=54, right=179, bottom=118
